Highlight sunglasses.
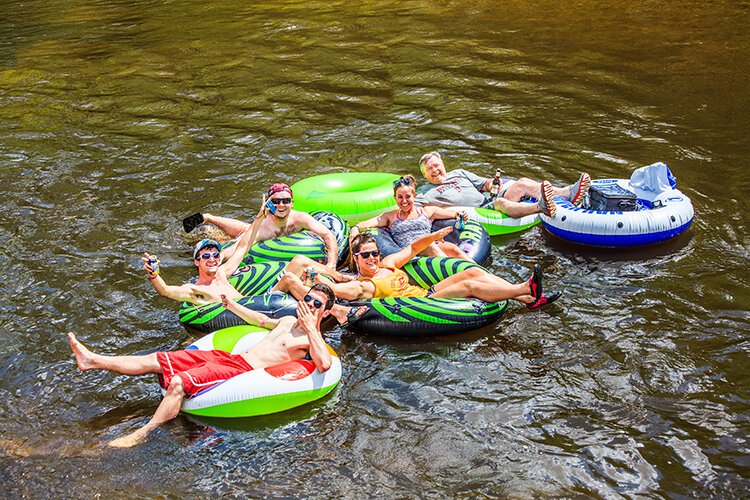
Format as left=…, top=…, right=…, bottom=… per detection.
left=269, top=197, right=293, bottom=205
left=354, top=250, right=380, bottom=259
left=199, top=252, right=221, bottom=260
left=392, top=177, right=413, bottom=187
left=303, top=294, right=324, bottom=310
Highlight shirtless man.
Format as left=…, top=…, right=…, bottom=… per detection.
left=142, top=198, right=269, bottom=305
left=68, top=283, right=336, bottom=448
left=183, top=183, right=340, bottom=269
left=146, top=195, right=349, bottom=305
left=417, top=151, right=591, bottom=218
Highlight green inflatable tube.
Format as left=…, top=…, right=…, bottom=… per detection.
left=291, top=172, right=400, bottom=224
left=179, top=325, right=342, bottom=418
left=293, top=172, right=539, bottom=235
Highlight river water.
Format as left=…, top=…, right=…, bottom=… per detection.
left=1, top=0, right=748, bottom=497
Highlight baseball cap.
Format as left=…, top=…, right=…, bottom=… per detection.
left=267, top=183, right=293, bottom=197
left=193, top=238, right=221, bottom=259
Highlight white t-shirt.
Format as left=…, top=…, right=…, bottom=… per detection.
left=416, top=169, right=488, bottom=207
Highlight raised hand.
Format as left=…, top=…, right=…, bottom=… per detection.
left=434, top=226, right=453, bottom=241
left=258, top=194, right=269, bottom=219
left=141, top=252, right=160, bottom=275
left=296, top=299, right=317, bottom=333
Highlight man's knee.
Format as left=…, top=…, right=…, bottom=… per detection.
left=167, top=375, right=186, bottom=397
left=290, top=255, right=308, bottom=267
left=493, top=198, right=511, bottom=211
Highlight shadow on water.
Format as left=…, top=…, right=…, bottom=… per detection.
left=183, top=392, right=339, bottom=434
left=541, top=226, right=695, bottom=261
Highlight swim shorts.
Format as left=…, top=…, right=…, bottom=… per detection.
left=157, top=349, right=254, bottom=397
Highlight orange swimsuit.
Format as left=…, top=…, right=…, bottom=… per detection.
left=358, top=266, right=428, bottom=298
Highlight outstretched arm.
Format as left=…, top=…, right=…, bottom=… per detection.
left=202, top=214, right=251, bottom=238
left=220, top=197, right=268, bottom=276
left=221, top=295, right=279, bottom=330
left=142, top=253, right=202, bottom=303
left=296, top=302, right=332, bottom=372
left=423, top=206, right=468, bottom=221
left=350, top=211, right=394, bottom=240
left=274, top=272, right=367, bottom=302
left=383, top=227, right=453, bottom=269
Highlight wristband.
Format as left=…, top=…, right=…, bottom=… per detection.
left=260, top=318, right=266, bottom=329
left=148, top=274, right=158, bottom=280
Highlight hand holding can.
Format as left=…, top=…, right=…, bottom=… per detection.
left=454, top=212, right=465, bottom=231
left=147, top=256, right=160, bottom=276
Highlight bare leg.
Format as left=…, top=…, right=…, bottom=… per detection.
left=329, top=304, right=350, bottom=324
left=283, top=255, right=350, bottom=282
left=503, top=177, right=569, bottom=201
left=492, top=197, right=541, bottom=218
left=109, top=376, right=186, bottom=448
left=434, top=241, right=472, bottom=261
left=203, top=213, right=251, bottom=238
left=418, top=243, right=448, bottom=258
left=272, top=272, right=312, bottom=300
left=329, top=303, right=368, bottom=325
left=430, top=268, right=534, bottom=304
left=272, top=274, right=366, bottom=325
left=68, top=333, right=161, bottom=375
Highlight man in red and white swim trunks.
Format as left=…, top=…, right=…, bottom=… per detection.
left=155, top=349, right=254, bottom=398
left=68, top=284, right=336, bottom=448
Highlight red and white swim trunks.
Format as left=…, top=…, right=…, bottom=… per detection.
left=157, top=349, right=254, bottom=397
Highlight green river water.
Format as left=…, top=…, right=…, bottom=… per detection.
left=1, top=0, right=748, bottom=497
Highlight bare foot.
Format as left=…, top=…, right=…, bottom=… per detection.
left=108, top=429, right=148, bottom=448
left=67, top=332, right=97, bottom=371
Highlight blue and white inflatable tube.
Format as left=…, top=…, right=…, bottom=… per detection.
left=541, top=178, right=694, bottom=247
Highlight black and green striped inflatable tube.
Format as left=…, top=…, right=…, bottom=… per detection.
left=346, top=257, right=508, bottom=336
left=179, top=261, right=292, bottom=333
left=240, top=211, right=349, bottom=267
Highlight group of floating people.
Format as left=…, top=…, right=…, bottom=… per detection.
left=70, top=151, right=695, bottom=447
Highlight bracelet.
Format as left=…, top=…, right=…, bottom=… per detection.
left=148, top=274, right=158, bottom=280
left=259, top=318, right=266, bottom=329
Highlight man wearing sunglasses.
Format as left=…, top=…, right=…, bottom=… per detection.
left=141, top=198, right=269, bottom=306
left=183, top=183, right=340, bottom=269
left=67, top=283, right=336, bottom=448
left=417, top=151, right=591, bottom=219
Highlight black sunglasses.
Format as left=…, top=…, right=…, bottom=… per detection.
left=392, top=177, right=413, bottom=187
left=303, top=294, right=324, bottom=310
left=269, top=197, right=293, bottom=205
left=354, top=250, right=380, bottom=259
left=199, top=252, right=221, bottom=260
